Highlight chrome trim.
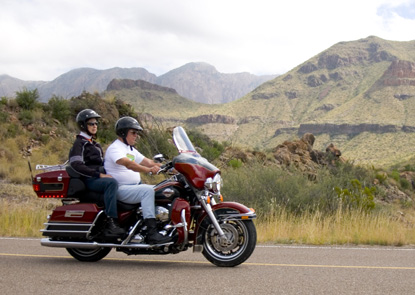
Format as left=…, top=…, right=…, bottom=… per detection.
left=220, top=213, right=257, bottom=221
left=43, top=222, right=93, bottom=227
left=41, top=230, right=90, bottom=234
left=121, top=220, right=143, bottom=245
left=86, top=210, right=105, bottom=239
left=40, top=238, right=173, bottom=249
left=177, top=209, right=188, bottom=251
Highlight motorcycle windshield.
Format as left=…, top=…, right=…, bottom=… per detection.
left=172, top=126, right=198, bottom=155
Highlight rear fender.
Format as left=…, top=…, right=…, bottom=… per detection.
left=193, top=201, right=256, bottom=244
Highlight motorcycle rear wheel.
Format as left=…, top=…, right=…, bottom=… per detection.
left=66, top=247, right=111, bottom=262
left=201, top=219, right=256, bottom=267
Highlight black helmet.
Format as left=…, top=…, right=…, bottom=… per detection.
left=76, top=109, right=101, bottom=132
left=115, top=117, right=143, bottom=137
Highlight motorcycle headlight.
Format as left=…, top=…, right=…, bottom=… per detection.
left=212, top=173, right=222, bottom=193
left=204, top=177, right=213, bottom=190
left=204, top=174, right=222, bottom=193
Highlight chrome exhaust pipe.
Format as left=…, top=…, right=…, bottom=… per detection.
left=40, top=238, right=172, bottom=249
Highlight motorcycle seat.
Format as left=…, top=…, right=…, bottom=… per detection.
left=65, top=166, right=140, bottom=211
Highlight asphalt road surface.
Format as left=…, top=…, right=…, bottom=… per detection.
left=1, top=237, right=415, bottom=294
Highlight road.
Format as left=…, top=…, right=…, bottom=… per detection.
left=1, top=237, right=415, bottom=294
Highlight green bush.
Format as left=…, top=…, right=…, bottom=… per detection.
left=16, top=88, right=39, bottom=110
left=6, top=124, right=19, bottom=138
left=18, top=110, right=34, bottom=125
left=0, top=97, right=7, bottom=106
left=48, top=95, right=71, bottom=124
left=400, top=178, right=411, bottom=190
left=390, top=170, right=400, bottom=182
left=229, top=158, right=243, bottom=168
left=334, top=179, right=376, bottom=212
left=0, top=110, right=8, bottom=123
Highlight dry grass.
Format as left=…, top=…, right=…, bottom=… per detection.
left=2, top=182, right=415, bottom=246
left=257, top=207, right=415, bottom=246
left=0, top=182, right=59, bottom=237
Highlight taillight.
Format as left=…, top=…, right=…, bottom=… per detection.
left=33, top=183, right=40, bottom=192
left=38, top=194, right=64, bottom=198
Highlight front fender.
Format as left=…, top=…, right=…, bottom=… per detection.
left=193, top=201, right=256, bottom=244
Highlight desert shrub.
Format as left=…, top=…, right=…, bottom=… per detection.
left=16, top=88, right=39, bottom=110
left=134, top=128, right=177, bottom=160
left=0, top=110, right=8, bottom=123
left=375, top=172, right=388, bottom=184
left=229, top=158, right=243, bottom=168
left=18, top=110, right=34, bottom=125
left=48, top=95, right=71, bottom=124
left=334, top=179, right=376, bottom=212
left=222, top=161, right=377, bottom=218
left=6, top=123, right=20, bottom=138
left=400, top=178, right=411, bottom=190
left=390, top=170, right=400, bottom=182
left=187, top=129, right=225, bottom=162
left=0, top=97, right=7, bottom=105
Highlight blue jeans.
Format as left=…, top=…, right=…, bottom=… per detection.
left=117, top=184, right=156, bottom=219
left=85, top=177, right=119, bottom=218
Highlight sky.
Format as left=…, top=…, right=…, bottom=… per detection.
left=1, top=0, right=415, bottom=81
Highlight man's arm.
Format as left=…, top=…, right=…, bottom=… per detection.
left=116, top=157, right=160, bottom=174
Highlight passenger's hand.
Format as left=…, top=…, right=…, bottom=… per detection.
left=100, top=173, right=112, bottom=178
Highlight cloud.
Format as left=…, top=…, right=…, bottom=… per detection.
left=0, top=0, right=414, bottom=81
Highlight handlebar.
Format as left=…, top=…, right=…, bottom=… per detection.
left=157, top=161, right=174, bottom=175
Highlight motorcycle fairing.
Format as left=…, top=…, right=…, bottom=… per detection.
left=173, top=153, right=219, bottom=189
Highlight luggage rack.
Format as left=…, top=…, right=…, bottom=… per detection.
left=35, top=161, right=68, bottom=171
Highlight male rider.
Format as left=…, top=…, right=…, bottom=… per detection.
left=104, top=117, right=172, bottom=244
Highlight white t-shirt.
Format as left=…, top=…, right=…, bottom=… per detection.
left=104, top=139, right=145, bottom=185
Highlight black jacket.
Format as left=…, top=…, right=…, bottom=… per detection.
left=69, top=135, right=104, bottom=178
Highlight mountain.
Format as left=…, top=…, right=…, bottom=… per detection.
left=156, top=62, right=277, bottom=104
left=0, top=75, right=46, bottom=97
left=37, top=67, right=157, bottom=102
left=1, top=63, right=276, bottom=104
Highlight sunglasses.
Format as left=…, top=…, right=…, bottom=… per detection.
left=87, top=122, right=99, bottom=126
left=129, top=130, right=140, bottom=136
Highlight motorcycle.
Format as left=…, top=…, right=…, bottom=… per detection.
left=30, top=126, right=257, bottom=267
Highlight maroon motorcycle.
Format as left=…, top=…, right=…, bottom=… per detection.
left=31, top=126, right=256, bottom=267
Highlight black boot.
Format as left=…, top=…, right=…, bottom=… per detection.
left=145, top=218, right=172, bottom=244
left=105, top=218, right=126, bottom=236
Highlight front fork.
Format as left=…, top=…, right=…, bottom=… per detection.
left=198, top=193, right=227, bottom=244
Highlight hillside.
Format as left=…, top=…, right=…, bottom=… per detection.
left=183, top=36, right=415, bottom=167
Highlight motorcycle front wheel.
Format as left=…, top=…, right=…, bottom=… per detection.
left=66, top=247, right=111, bottom=262
left=201, top=219, right=256, bottom=267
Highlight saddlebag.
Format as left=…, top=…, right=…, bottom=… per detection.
left=41, top=203, right=103, bottom=238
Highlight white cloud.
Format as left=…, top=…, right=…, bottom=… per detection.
left=0, top=0, right=414, bottom=80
